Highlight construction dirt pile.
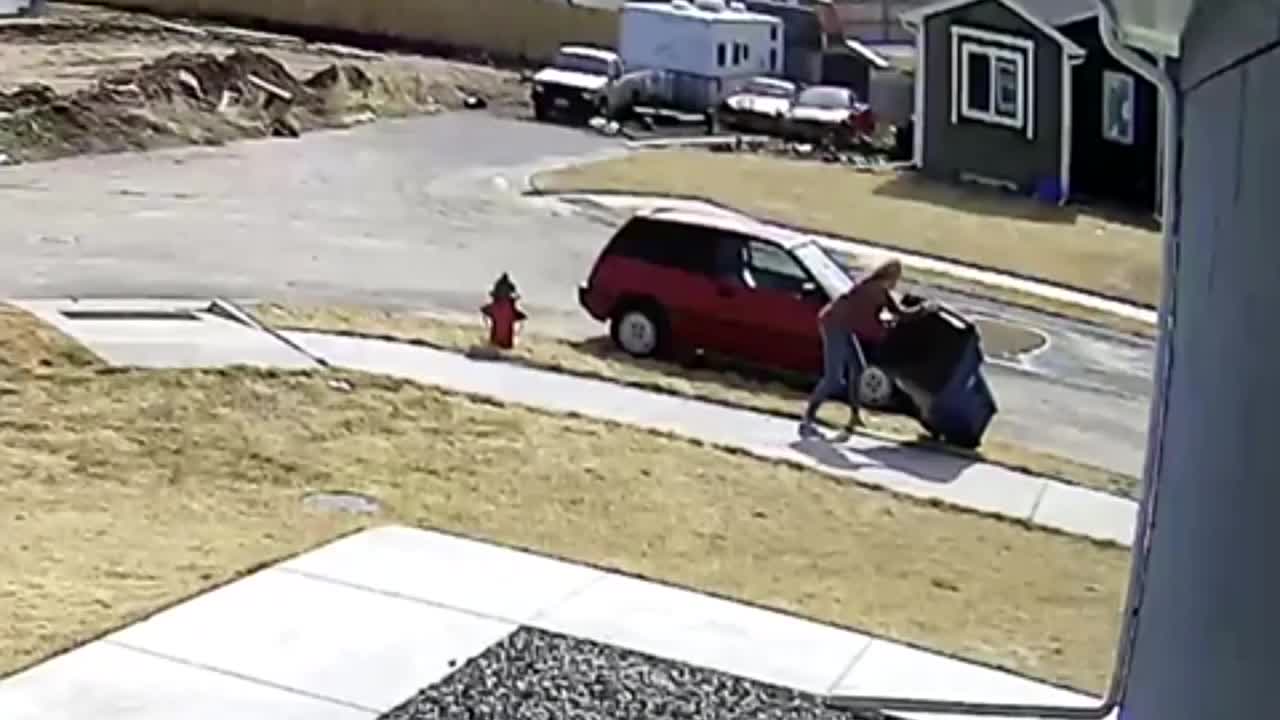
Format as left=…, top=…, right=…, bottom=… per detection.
left=0, top=47, right=523, bottom=164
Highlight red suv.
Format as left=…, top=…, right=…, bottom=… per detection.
left=577, top=207, right=856, bottom=376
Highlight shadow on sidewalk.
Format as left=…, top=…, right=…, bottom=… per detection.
left=789, top=435, right=977, bottom=485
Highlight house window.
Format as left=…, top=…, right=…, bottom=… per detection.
left=959, top=42, right=1026, bottom=130
left=717, top=42, right=727, bottom=67
left=1103, top=69, right=1136, bottom=145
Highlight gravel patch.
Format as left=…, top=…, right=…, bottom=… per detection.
left=380, top=627, right=876, bottom=720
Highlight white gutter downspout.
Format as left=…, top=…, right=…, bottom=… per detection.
left=903, top=15, right=925, bottom=168
left=826, top=2, right=1180, bottom=717
left=1095, top=0, right=1180, bottom=711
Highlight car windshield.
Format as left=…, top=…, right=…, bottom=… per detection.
left=792, top=241, right=853, bottom=298
left=554, top=51, right=610, bottom=76
left=742, top=79, right=795, bottom=98
left=796, top=86, right=853, bottom=109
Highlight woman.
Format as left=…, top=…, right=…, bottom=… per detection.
left=800, top=259, right=923, bottom=435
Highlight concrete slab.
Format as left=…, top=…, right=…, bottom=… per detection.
left=1, top=526, right=1116, bottom=719
left=280, top=526, right=605, bottom=623
left=14, top=299, right=317, bottom=369
left=106, top=568, right=515, bottom=712
left=0, top=641, right=373, bottom=720
left=532, top=571, right=872, bottom=694
left=830, top=640, right=1102, bottom=720
left=1031, top=482, right=1138, bottom=545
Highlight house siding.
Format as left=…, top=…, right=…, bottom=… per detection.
left=1063, top=16, right=1159, bottom=211
left=920, top=0, right=1064, bottom=195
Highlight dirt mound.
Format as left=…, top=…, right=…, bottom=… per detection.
left=0, top=49, right=434, bottom=163
left=100, top=50, right=307, bottom=107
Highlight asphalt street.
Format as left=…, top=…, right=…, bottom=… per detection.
left=0, top=112, right=1152, bottom=477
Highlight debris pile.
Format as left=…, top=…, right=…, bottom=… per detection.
left=0, top=49, right=442, bottom=163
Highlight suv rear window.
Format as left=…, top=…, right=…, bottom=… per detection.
left=605, top=217, right=720, bottom=275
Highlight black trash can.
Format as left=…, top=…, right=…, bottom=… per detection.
left=877, top=303, right=998, bottom=448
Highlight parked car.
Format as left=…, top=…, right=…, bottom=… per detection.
left=530, top=45, right=654, bottom=122
left=716, top=76, right=797, bottom=134
left=577, top=208, right=997, bottom=446
left=578, top=207, right=844, bottom=374
left=785, top=85, right=876, bottom=147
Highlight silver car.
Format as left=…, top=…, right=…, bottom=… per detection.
left=717, top=76, right=797, bottom=134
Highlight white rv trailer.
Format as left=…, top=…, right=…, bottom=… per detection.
left=619, top=0, right=784, bottom=112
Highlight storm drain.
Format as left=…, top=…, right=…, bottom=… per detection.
left=302, top=491, right=382, bottom=515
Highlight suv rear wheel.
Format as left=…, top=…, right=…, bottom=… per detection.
left=610, top=303, right=667, bottom=358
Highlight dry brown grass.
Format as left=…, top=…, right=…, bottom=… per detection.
left=0, top=305, right=1127, bottom=694
left=534, top=150, right=1163, bottom=309
left=256, top=304, right=1137, bottom=499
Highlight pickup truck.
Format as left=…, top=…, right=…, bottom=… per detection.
left=531, top=45, right=654, bottom=122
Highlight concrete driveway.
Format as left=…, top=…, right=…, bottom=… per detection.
left=0, top=112, right=1149, bottom=477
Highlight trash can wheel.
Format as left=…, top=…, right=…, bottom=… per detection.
left=857, top=366, right=894, bottom=409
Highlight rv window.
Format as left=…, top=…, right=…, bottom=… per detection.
left=770, top=26, right=778, bottom=42
left=770, top=48, right=777, bottom=71
left=742, top=44, right=750, bottom=62
left=732, top=43, right=741, bottom=65
left=717, top=42, right=727, bottom=67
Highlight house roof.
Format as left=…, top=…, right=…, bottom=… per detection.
left=899, top=0, right=1087, bottom=57
left=1017, top=0, right=1099, bottom=27
left=843, top=37, right=892, bottom=69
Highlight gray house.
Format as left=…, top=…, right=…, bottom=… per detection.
left=901, top=0, right=1160, bottom=208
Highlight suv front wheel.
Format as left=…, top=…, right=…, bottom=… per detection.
left=610, top=303, right=667, bottom=358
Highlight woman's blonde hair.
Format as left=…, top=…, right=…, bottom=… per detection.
left=866, top=259, right=903, bottom=284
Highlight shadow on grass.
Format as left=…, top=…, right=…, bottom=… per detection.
left=871, top=172, right=1079, bottom=224
left=872, top=171, right=1161, bottom=233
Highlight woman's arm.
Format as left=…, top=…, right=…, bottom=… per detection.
left=883, top=288, right=932, bottom=319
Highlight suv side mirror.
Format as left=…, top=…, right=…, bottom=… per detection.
left=800, top=280, right=822, bottom=298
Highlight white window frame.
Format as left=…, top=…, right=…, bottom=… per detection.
left=1102, top=69, right=1136, bottom=145
left=950, top=26, right=1036, bottom=140
left=961, top=43, right=1025, bottom=127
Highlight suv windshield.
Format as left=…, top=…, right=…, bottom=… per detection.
left=796, top=86, right=852, bottom=109
left=792, top=241, right=853, bottom=298
left=554, top=51, right=610, bottom=76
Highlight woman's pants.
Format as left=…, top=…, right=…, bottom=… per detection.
left=804, top=326, right=866, bottom=422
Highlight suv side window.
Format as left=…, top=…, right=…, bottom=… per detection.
left=605, top=218, right=719, bottom=275
left=743, top=239, right=810, bottom=293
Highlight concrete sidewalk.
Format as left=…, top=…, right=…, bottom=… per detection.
left=537, top=191, right=1159, bottom=326
left=13, top=298, right=1137, bottom=545
left=0, top=526, right=1114, bottom=720
left=284, top=330, right=1137, bottom=545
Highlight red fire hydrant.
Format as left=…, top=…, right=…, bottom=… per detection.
left=480, top=273, right=526, bottom=350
